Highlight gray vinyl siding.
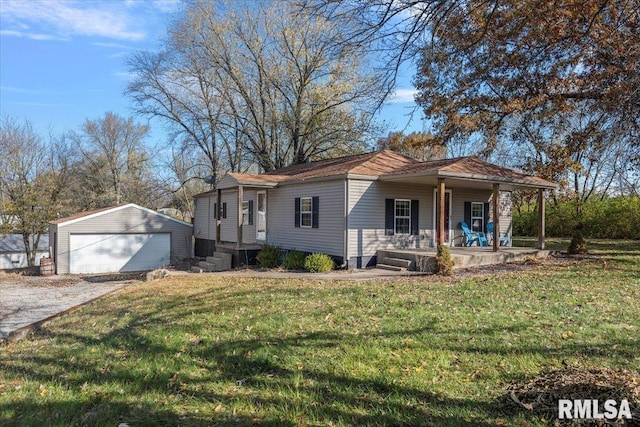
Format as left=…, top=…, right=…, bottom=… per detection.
left=267, top=180, right=345, bottom=258
left=493, top=191, right=513, bottom=238
left=52, top=205, right=192, bottom=274
left=218, top=189, right=257, bottom=244
left=450, top=188, right=490, bottom=244
left=193, top=194, right=216, bottom=241
left=347, top=180, right=431, bottom=260
left=347, top=181, right=514, bottom=259
left=220, top=190, right=236, bottom=242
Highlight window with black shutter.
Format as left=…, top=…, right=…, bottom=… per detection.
left=239, top=200, right=255, bottom=225
left=294, top=196, right=319, bottom=228
left=386, top=199, right=419, bottom=235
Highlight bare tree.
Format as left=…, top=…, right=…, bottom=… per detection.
left=0, top=116, right=70, bottom=266
left=68, top=112, right=158, bottom=208
left=127, top=0, right=385, bottom=174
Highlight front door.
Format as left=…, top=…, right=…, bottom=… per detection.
left=432, top=189, right=452, bottom=245
left=256, top=191, right=267, bottom=241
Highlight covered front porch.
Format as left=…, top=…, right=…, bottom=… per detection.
left=378, top=157, right=558, bottom=253
left=376, top=246, right=556, bottom=272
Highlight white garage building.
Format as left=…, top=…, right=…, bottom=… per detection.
left=49, top=204, right=193, bottom=275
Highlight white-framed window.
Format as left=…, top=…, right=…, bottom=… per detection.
left=471, top=202, right=484, bottom=233
left=395, top=199, right=411, bottom=234
left=242, top=201, right=249, bottom=225
left=300, top=197, right=312, bottom=227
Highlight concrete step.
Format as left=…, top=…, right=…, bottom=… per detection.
left=382, top=257, right=412, bottom=269
left=208, top=252, right=232, bottom=270
left=376, top=263, right=404, bottom=272
left=190, top=266, right=204, bottom=273
left=198, top=261, right=214, bottom=269
left=198, top=260, right=222, bottom=271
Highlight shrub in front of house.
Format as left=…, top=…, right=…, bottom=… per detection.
left=282, top=249, right=306, bottom=270
left=304, top=253, right=334, bottom=273
left=256, top=244, right=282, bottom=268
left=436, top=244, right=454, bottom=276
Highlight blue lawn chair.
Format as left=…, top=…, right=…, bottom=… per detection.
left=487, top=222, right=511, bottom=246
left=460, top=221, right=488, bottom=247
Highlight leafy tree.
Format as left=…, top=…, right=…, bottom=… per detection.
left=0, top=117, right=71, bottom=266
left=306, top=0, right=640, bottom=233
left=377, top=131, right=446, bottom=160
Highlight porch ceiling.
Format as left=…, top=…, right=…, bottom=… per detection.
left=378, top=171, right=557, bottom=191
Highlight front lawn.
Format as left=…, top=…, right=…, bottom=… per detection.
left=1, top=241, right=639, bottom=426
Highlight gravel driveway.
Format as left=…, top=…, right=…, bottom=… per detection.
left=0, top=274, right=131, bottom=341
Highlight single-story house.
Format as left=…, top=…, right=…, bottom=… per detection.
left=0, top=234, right=49, bottom=269
left=193, top=150, right=556, bottom=268
left=50, top=203, right=193, bottom=274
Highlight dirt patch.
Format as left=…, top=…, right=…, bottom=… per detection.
left=0, top=273, right=80, bottom=288
left=501, top=365, right=640, bottom=425
left=455, top=254, right=580, bottom=276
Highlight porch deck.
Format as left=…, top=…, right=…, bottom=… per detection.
left=376, top=246, right=556, bottom=272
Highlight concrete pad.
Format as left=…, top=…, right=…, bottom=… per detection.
left=0, top=279, right=130, bottom=342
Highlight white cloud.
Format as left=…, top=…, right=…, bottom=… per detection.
left=0, top=29, right=61, bottom=41
left=115, top=71, right=136, bottom=81
left=92, top=42, right=132, bottom=49
left=388, top=88, right=418, bottom=104
left=150, top=0, right=181, bottom=13
left=0, top=0, right=147, bottom=41
left=0, top=86, right=42, bottom=94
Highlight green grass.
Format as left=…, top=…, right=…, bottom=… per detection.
left=1, top=240, right=639, bottom=426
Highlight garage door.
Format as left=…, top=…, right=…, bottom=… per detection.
left=69, top=233, right=170, bottom=274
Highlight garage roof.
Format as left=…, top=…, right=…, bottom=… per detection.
left=50, top=203, right=192, bottom=227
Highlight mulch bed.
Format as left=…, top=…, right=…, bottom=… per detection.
left=501, top=365, right=640, bottom=425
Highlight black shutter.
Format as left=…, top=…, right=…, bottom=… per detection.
left=248, top=200, right=254, bottom=225
left=213, top=203, right=217, bottom=219
left=410, top=200, right=419, bottom=235
left=294, top=197, right=301, bottom=227
left=312, top=196, right=319, bottom=228
left=222, top=202, right=227, bottom=219
left=464, top=202, right=471, bottom=227
left=385, top=198, right=395, bottom=236
left=483, top=202, right=490, bottom=233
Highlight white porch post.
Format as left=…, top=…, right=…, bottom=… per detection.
left=536, top=188, right=545, bottom=249
left=237, top=185, right=243, bottom=249
left=492, top=183, right=500, bottom=252
left=437, top=178, right=446, bottom=246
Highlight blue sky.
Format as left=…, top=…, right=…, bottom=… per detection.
left=0, top=0, right=424, bottom=145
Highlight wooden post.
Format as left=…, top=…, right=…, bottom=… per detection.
left=216, top=188, right=222, bottom=245
left=237, top=185, right=244, bottom=249
left=536, top=188, right=545, bottom=249
left=438, top=178, right=446, bottom=246
left=492, top=183, right=500, bottom=252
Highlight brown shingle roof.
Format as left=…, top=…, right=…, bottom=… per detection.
left=389, top=156, right=556, bottom=187
left=193, top=150, right=555, bottom=197
left=227, top=173, right=287, bottom=184
left=262, top=150, right=419, bottom=180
